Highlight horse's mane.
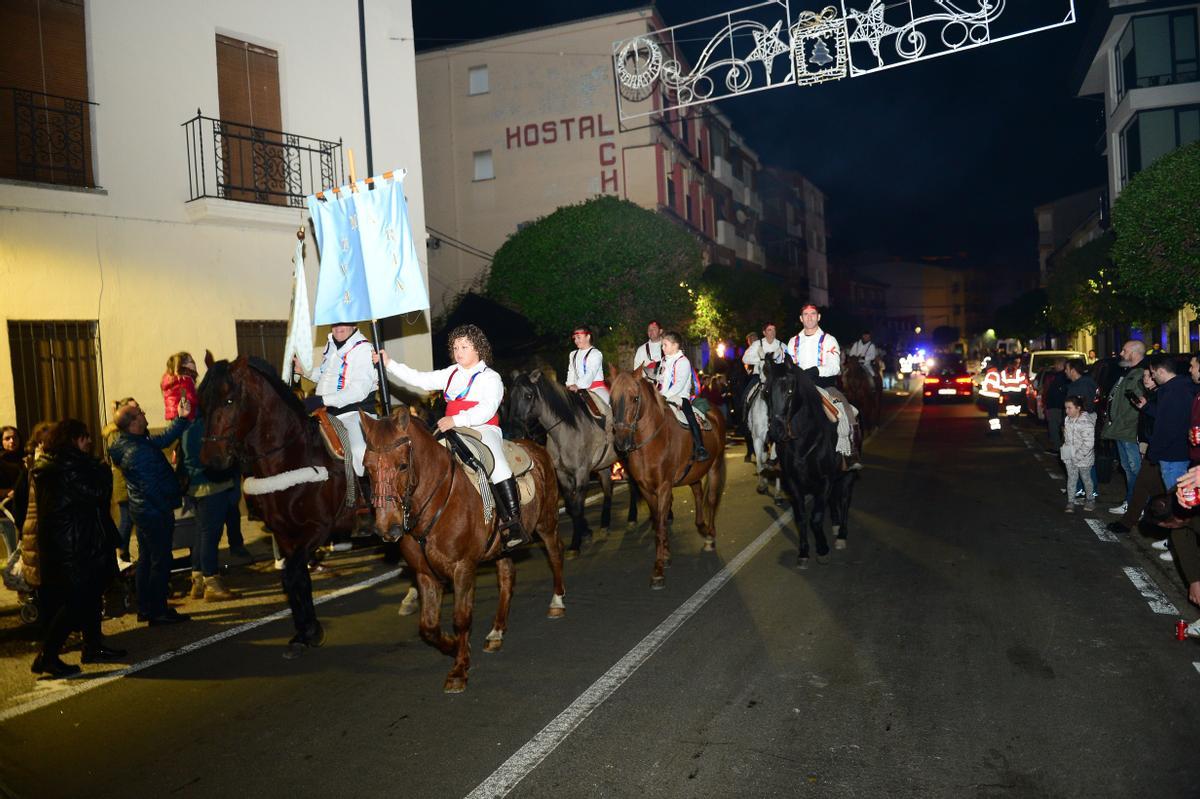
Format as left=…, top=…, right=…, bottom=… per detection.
left=531, top=374, right=583, bottom=430
left=199, top=355, right=308, bottom=418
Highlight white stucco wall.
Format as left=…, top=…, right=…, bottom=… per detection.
left=0, top=0, right=431, bottom=430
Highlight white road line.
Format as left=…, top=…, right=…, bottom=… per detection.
left=1085, top=519, right=1119, bottom=542
left=1046, top=470, right=1059, bottom=481
left=1122, top=566, right=1179, bottom=616
left=1194, top=662, right=1200, bottom=676
left=466, top=510, right=795, bottom=799
left=0, top=567, right=405, bottom=725
left=1031, top=451, right=1044, bottom=461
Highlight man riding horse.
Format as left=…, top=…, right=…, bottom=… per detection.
left=293, top=321, right=377, bottom=478
left=785, top=305, right=863, bottom=471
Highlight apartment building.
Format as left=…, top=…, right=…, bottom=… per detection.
left=0, top=0, right=432, bottom=437
left=415, top=7, right=832, bottom=316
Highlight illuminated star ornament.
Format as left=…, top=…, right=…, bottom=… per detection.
left=747, top=20, right=789, bottom=76
left=847, top=0, right=896, bottom=67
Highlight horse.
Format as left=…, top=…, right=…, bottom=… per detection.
left=506, top=370, right=639, bottom=555
left=360, top=405, right=565, bottom=693
left=763, top=356, right=857, bottom=568
left=842, top=355, right=879, bottom=438
left=198, top=353, right=384, bottom=657
left=744, top=376, right=784, bottom=502
left=609, top=370, right=727, bottom=588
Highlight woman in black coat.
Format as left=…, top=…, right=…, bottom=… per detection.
left=31, top=419, right=126, bottom=678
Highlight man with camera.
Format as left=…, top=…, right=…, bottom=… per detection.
left=1101, top=340, right=1147, bottom=516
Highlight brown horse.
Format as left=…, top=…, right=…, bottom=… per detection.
left=842, top=355, right=879, bottom=437
left=360, top=406, right=565, bottom=693
left=198, top=354, right=355, bottom=657
left=608, top=370, right=727, bottom=589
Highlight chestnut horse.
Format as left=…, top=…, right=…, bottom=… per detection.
left=608, top=370, right=727, bottom=588
left=360, top=406, right=565, bottom=693
left=198, top=354, right=357, bottom=657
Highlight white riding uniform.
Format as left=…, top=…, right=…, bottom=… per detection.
left=786, top=328, right=855, bottom=456
left=657, top=351, right=698, bottom=406
left=301, top=330, right=378, bottom=477
left=742, top=337, right=785, bottom=381
left=383, top=359, right=512, bottom=482
left=633, top=339, right=664, bottom=382
left=565, top=346, right=610, bottom=405
left=848, top=339, right=878, bottom=375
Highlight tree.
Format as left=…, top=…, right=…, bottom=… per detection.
left=486, top=197, right=703, bottom=354
left=691, top=265, right=788, bottom=342
left=1112, top=141, right=1200, bottom=311
left=992, top=288, right=1049, bottom=342
left=1045, top=233, right=1172, bottom=333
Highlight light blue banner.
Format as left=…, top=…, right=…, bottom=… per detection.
left=306, top=174, right=429, bottom=325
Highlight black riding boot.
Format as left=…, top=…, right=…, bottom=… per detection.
left=493, top=477, right=528, bottom=549
left=681, top=400, right=710, bottom=461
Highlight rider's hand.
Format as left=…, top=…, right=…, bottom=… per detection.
left=1177, top=466, right=1200, bottom=496
left=373, top=350, right=390, bottom=367
left=435, top=416, right=455, bottom=433
left=566, top=385, right=578, bottom=392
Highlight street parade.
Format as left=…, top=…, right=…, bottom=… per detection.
left=1, top=0, right=1199, bottom=796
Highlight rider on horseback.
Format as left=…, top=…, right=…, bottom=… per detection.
left=293, top=322, right=378, bottom=476
left=657, top=331, right=709, bottom=462
left=374, top=325, right=528, bottom=549
left=786, top=305, right=863, bottom=471
left=632, top=320, right=664, bottom=382
left=565, top=325, right=610, bottom=410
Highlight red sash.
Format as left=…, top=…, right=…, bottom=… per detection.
left=588, top=379, right=607, bottom=390
left=444, top=369, right=500, bottom=427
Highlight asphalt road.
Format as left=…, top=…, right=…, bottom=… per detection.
left=1, top=394, right=1198, bottom=799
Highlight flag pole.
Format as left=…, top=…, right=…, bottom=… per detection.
left=348, top=147, right=393, bottom=414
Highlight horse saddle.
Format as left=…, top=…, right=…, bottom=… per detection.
left=581, top=390, right=610, bottom=429
left=813, top=387, right=842, bottom=424
left=667, top=401, right=715, bottom=431
left=443, top=429, right=538, bottom=508
left=313, top=407, right=345, bottom=460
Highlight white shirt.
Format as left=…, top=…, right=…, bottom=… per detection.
left=656, top=351, right=697, bottom=404
left=848, top=339, right=877, bottom=365
left=384, top=359, right=503, bottom=428
left=306, top=330, right=378, bottom=407
left=566, top=347, right=606, bottom=390
left=742, top=337, right=785, bottom=376
left=786, top=328, right=841, bottom=377
left=633, top=339, right=663, bottom=380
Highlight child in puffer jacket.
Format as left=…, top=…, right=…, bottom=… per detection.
left=161, top=352, right=199, bottom=422
left=1061, top=395, right=1096, bottom=512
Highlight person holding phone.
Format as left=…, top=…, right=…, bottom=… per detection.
left=1101, top=340, right=1147, bottom=515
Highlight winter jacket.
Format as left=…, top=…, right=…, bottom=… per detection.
left=1143, top=375, right=1198, bottom=463
left=1042, top=370, right=1068, bottom=411
left=1101, top=364, right=1145, bottom=442
left=1061, top=412, right=1097, bottom=468
left=1065, top=375, right=1098, bottom=412
left=31, top=448, right=117, bottom=585
left=13, top=456, right=40, bottom=587
left=161, top=373, right=199, bottom=421
left=108, top=419, right=189, bottom=519
left=102, top=425, right=128, bottom=503
left=180, top=418, right=237, bottom=498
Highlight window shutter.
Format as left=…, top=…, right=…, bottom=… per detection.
left=215, top=34, right=284, bottom=204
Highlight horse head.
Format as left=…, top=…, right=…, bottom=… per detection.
left=505, top=371, right=539, bottom=438
left=199, top=354, right=306, bottom=470
left=609, top=369, right=656, bottom=452
left=361, top=405, right=415, bottom=540
left=763, top=355, right=798, bottom=442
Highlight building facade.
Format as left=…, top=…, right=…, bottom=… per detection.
left=414, top=8, right=831, bottom=316
left=0, top=0, right=432, bottom=437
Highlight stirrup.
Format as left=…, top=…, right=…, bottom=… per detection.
left=501, top=521, right=528, bottom=549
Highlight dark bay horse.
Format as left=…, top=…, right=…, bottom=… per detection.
left=609, top=370, right=726, bottom=588
left=842, top=355, right=879, bottom=438
left=198, top=354, right=353, bottom=656
left=764, top=356, right=856, bottom=568
left=506, top=370, right=638, bottom=554
left=361, top=406, right=564, bottom=693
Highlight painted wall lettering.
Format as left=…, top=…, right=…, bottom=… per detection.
left=501, top=114, right=620, bottom=195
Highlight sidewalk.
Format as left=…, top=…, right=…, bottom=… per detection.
left=0, top=514, right=401, bottom=710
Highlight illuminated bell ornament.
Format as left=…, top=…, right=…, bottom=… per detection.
left=790, top=6, right=849, bottom=87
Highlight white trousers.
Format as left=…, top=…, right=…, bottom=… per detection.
left=472, top=424, right=512, bottom=482
left=586, top=386, right=611, bottom=405
left=335, top=411, right=368, bottom=477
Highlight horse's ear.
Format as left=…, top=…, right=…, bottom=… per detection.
left=204, top=350, right=215, bottom=369
left=391, top=404, right=410, bottom=429
left=358, top=410, right=375, bottom=435
left=530, top=369, right=542, bottom=383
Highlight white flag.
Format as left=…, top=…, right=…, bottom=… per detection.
left=281, top=238, right=313, bottom=383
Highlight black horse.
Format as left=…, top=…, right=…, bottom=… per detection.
left=763, top=356, right=857, bottom=568
left=505, top=370, right=638, bottom=554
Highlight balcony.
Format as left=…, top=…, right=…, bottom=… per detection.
left=183, top=112, right=343, bottom=208
left=0, top=87, right=97, bottom=188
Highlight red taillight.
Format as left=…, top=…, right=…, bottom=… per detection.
left=954, top=377, right=972, bottom=384
left=923, top=377, right=939, bottom=385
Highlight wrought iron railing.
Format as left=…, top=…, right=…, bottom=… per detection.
left=183, top=111, right=343, bottom=208
left=0, top=87, right=97, bottom=187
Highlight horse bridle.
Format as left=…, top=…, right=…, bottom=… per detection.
left=367, top=433, right=455, bottom=539
left=612, top=386, right=665, bottom=451
left=201, top=375, right=306, bottom=464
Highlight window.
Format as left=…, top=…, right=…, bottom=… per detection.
left=666, top=174, right=675, bottom=209
left=216, top=34, right=285, bottom=204
left=1121, top=105, right=1200, bottom=185
left=0, top=0, right=94, bottom=187
left=1117, top=11, right=1198, bottom=99
left=236, top=320, right=288, bottom=372
left=686, top=191, right=694, bottom=222
left=7, top=320, right=102, bottom=454
left=468, top=65, right=489, bottom=96
left=473, top=150, right=494, bottom=181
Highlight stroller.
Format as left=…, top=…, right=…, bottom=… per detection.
left=1, top=496, right=40, bottom=624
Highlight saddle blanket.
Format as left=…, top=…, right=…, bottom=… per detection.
left=667, top=403, right=715, bottom=431
left=447, top=436, right=538, bottom=508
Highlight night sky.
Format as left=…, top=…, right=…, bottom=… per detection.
left=412, top=1, right=1107, bottom=271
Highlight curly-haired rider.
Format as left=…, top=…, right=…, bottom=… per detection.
left=375, top=324, right=527, bottom=548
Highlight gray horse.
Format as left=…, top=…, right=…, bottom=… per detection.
left=506, top=371, right=638, bottom=555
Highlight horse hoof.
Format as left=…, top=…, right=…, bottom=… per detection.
left=483, top=638, right=503, bottom=654
left=834, top=539, right=847, bottom=550
left=398, top=588, right=420, bottom=616
left=702, top=538, right=716, bottom=552
left=816, top=553, right=831, bottom=565
left=650, top=576, right=666, bottom=590
left=547, top=606, right=566, bottom=619
left=796, top=557, right=809, bottom=571
left=443, top=677, right=467, bottom=694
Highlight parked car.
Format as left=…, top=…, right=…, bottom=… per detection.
left=922, top=354, right=974, bottom=403
left=1024, top=350, right=1087, bottom=417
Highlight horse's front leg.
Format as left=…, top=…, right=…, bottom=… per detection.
left=564, top=471, right=590, bottom=555
left=597, top=468, right=613, bottom=532
left=650, top=483, right=672, bottom=589
left=625, top=467, right=640, bottom=527
left=443, top=562, right=477, bottom=694
left=416, top=572, right=455, bottom=657
left=281, top=546, right=324, bottom=659
left=485, top=557, right=514, bottom=654
left=831, top=471, right=856, bottom=549
left=811, top=484, right=832, bottom=562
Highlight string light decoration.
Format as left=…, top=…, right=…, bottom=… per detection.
left=613, top=0, right=1076, bottom=121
